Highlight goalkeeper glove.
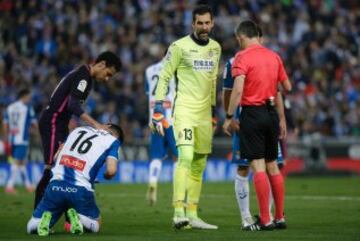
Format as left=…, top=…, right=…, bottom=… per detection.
left=150, top=101, right=169, bottom=136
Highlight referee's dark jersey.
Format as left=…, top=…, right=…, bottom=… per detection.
left=39, top=65, right=93, bottom=164
left=231, top=44, right=288, bottom=160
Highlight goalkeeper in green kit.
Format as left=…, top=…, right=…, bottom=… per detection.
left=151, top=5, right=221, bottom=230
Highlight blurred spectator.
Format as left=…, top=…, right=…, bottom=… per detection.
left=0, top=0, right=359, bottom=142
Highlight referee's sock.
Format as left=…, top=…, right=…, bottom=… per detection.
left=34, top=169, right=52, bottom=209
left=269, top=173, right=285, bottom=220
left=253, top=171, right=271, bottom=225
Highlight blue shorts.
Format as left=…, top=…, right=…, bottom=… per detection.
left=150, top=126, right=178, bottom=159
left=11, top=145, right=28, bottom=161
left=231, top=132, right=284, bottom=166
left=33, top=180, right=99, bottom=227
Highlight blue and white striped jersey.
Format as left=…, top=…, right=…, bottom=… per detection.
left=51, top=126, right=121, bottom=192
left=3, top=100, right=37, bottom=145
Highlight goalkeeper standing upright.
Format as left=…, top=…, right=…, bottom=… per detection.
left=152, top=5, right=221, bottom=230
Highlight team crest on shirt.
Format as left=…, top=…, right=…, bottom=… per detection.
left=178, top=131, right=183, bottom=139
left=77, top=80, right=87, bottom=92
left=208, top=50, right=213, bottom=57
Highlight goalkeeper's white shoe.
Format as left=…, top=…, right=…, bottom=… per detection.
left=173, top=216, right=189, bottom=230
left=189, top=217, right=218, bottom=230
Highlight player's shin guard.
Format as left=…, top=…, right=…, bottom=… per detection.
left=235, top=174, right=252, bottom=223
left=78, top=214, right=99, bottom=233
left=269, top=173, right=285, bottom=220
left=186, top=153, right=207, bottom=218
left=253, top=172, right=271, bottom=225
left=173, top=145, right=193, bottom=217
left=34, top=169, right=52, bottom=209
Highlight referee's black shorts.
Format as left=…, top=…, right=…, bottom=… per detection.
left=239, top=105, right=279, bottom=161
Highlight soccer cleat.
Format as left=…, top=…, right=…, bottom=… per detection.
left=64, top=221, right=71, bottom=233
left=173, top=216, right=189, bottom=230
left=26, top=185, right=35, bottom=193
left=5, top=187, right=17, bottom=194
left=37, top=211, right=52, bottom=236
left=242, top=216, right=260, bottom=231
left=146, top=186, right=157, bottom=206
left=274, top=218, right=287, bottom=229
left=188, top=217, right=218, bottom=230
left=66, top=208, right=83, bottom=235
left=254, top=215, right=275, bottom=231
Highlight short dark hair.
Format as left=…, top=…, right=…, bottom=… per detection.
left=235, top=20, right=259, bottom=38
left=17, top=88, right=30, bottom=99
left=95, top=51, right=122, bottom=72
left=192, top=5, right=213, bottom=22
left=107, top=123, right=124, bottom=143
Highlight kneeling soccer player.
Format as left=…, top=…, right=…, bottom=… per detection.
left=27, top=124, right=123, bottom=236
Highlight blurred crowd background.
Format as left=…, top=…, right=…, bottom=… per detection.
left=0, top=0, right=359, bottom=144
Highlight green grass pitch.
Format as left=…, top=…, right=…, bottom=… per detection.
left=0, top=177, right=359, bottom=241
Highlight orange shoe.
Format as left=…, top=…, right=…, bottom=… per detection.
left=64, top=222, right=71, bottom=233
left=26, top=185, right=35, bottom=193
left=5, top=187, right=17, bottom=194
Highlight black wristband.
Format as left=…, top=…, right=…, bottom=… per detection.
left=226, top=113, right=233, bottom=119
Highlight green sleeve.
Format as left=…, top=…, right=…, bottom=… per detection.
left=155, top=43, right=182, bottom=101
left=212, top=47, right=221, bottom=107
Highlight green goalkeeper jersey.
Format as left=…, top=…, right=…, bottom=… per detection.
left=155, top=35, right=221, bottom=119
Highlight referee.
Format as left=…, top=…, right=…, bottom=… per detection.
left=223, top=20, right=291, bottom=230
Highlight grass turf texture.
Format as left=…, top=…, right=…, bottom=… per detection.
left=0, top=177, right=359, bottom=241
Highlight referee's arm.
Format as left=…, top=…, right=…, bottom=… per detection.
left=223, top=75, right=245, bottom=135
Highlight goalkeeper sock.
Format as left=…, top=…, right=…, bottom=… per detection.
left=149, top=159, right=162, bottom=187
left=27, top=217, right=41, bottom=234
left=173, top=145, right=194, bottom=214
left=186, top=153, right=207, bottom=218
left=269, top=173, right=285, bottom=220
left=253, top=171, right=271, bottom=225
left=234, top=174, right=252, bottom=222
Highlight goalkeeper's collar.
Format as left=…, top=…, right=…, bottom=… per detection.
left=191, top=33, right=209, bottom=46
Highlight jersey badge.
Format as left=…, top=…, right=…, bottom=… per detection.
left=77, top=80, right=87, bottom=92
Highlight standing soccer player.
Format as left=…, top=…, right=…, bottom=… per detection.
left=145, top=56, right=178, bottom=205
left=27, top=124, right=123, bottom=236
left=3, top=88, right=38, bottom=194
left=152, top=5, right=221, bottom=229
left=223, top=20, right=291, bottom=230
left=34, top=51, right=122, bottom=213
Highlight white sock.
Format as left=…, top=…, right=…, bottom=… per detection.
left=234, top=174, right=252, bottom=223
left=6, top=164, right=18, bottom=189
left=149, top=159, right=162, bottom=187
left=19, top=165, right=31, bottom=187
left=269, top=188, right=274, bottom=221
left=78, top=214, right=99, bottom=233
left=27, top=217, right=40, bottom=234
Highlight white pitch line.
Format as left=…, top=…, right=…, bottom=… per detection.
left=100, top=193, right=360, bottom=201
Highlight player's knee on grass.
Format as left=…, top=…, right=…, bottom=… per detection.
left=237, top=165, right=250, bottom=177
left=189, top=153, right=207, bottom=180
left=266, top=160, right=280, bottom=175
left=78, top=214, right=100, bottom=233
left=177, top=145, right=194, bottom=170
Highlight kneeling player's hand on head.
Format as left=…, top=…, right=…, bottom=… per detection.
left=150, top=101, right=166, bottom=136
